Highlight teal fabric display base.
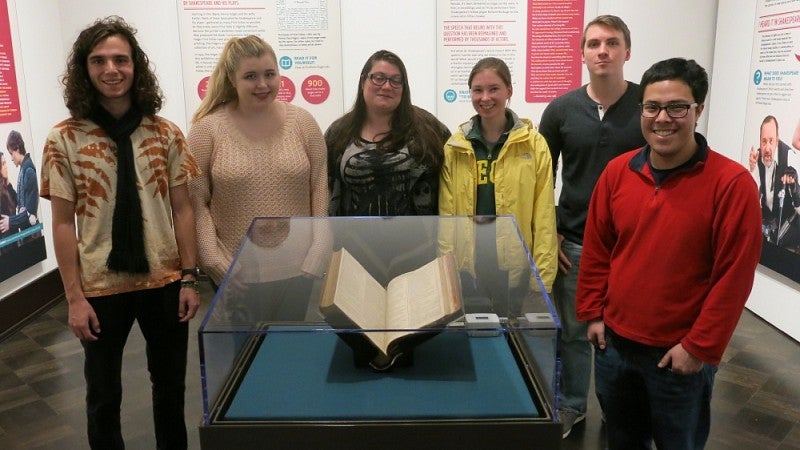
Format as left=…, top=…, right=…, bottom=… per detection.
left=224, top=329, right=540, bottom=420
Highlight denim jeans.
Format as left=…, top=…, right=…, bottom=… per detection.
left=595, top=329, right=716, bottom=450
left=552, top=239, right=592, bottom=413
left=83, top=281, right=188, bottom=450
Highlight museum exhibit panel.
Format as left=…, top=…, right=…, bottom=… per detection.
left=197, top=216, right=562, bottom=449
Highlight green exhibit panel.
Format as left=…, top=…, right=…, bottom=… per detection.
left=224, top=329, right=540, bottom=421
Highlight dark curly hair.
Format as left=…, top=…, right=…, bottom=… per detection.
left=61, top=16, right=162, bottom=119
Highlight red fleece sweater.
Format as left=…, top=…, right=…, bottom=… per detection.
left=577, top=140, right=762, bottom=365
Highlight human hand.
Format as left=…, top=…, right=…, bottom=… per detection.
left=557, top=234, right=572, bottom=274
left=587, top=319, right=606, bottom=350
left=230, top=276, right=250, bottom=295
left=178, top=285, right=200, bottom=322
left=658, top=343, right=703, bottom=375
left=68, top=297, right=100, bottom=341
left=0, top=215, right=9, bottom=233
left=749, top=146, right=758, bottom=172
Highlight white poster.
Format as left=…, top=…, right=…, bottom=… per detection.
left=436, top=0, right=586, bottom=128
left=0, top=0, right=46, bottom=284
left=742, top=0, right=800, bottom=282
left=177, top=0, right=343, bottom=130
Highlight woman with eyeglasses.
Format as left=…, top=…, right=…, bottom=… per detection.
left=326, top=49, right=450, bottom=216
left=439, top=57, right=558, bottom=294
left=187, top=35, right=328, bottom=286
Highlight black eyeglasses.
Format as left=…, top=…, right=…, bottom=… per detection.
left=366, top=73, right=403, bottom=88
left=640, top=103, right=698, bottom=118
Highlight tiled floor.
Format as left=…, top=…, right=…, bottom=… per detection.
left=562, top=308, right=800, bottom=450
left=1, top=279, right=799, bottom=449
left=0, top=282, right=211, bottom=450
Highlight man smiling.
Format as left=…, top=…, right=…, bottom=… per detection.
left=40, top=16, right=199, bottom=449
left=577, top=58, right=762, bottom=449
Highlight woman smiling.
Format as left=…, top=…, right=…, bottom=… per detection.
left=187, top=36, right=328, bottom=286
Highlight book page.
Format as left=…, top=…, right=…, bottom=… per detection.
left=384, top=256, right=447, bottom=329
left=321, top=249, right=461, bottom=356
left=330, top=249, right=388, bottom=333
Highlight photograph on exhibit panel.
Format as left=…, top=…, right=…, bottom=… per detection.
left=741, top=0, right=800, bottom=283
left=0, top=0, right=46, bottom=283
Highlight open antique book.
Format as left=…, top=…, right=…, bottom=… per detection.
left=320, top=247, right=463, bottom=370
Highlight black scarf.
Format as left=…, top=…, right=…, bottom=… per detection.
left=90, top=105, right=149, bottom=273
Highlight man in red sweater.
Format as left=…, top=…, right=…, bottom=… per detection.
left=577, top=58, right=762, bottom=450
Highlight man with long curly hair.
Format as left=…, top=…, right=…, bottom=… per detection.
left=39, top=16, right=200, bottom=449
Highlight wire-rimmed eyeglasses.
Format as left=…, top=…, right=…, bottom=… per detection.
left=366, top=73, right=403, bottom=88
left=640, top=103, right=698, bottom=118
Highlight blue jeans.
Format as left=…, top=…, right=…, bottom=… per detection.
left=553, top=239, right=591, bottom=413
left=83, top=281, right=188, bottom=450
left=595, top=329, right=716, bottom=450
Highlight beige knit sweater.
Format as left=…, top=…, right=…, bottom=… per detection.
left=187, top=102, right=328, bottom=284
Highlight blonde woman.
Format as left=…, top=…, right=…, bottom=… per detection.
left=188, top=36, right=328, bottom=286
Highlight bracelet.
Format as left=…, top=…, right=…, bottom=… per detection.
left=180, top=279, right=199, bottom=292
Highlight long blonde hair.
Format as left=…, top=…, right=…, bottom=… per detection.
left=192, top=35, right=278, bottom=123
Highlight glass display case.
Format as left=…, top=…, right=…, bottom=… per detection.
left=198, top=216, right=561, bottom=449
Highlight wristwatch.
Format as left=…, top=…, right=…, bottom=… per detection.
left=181, top=267, right=200, bottom=279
